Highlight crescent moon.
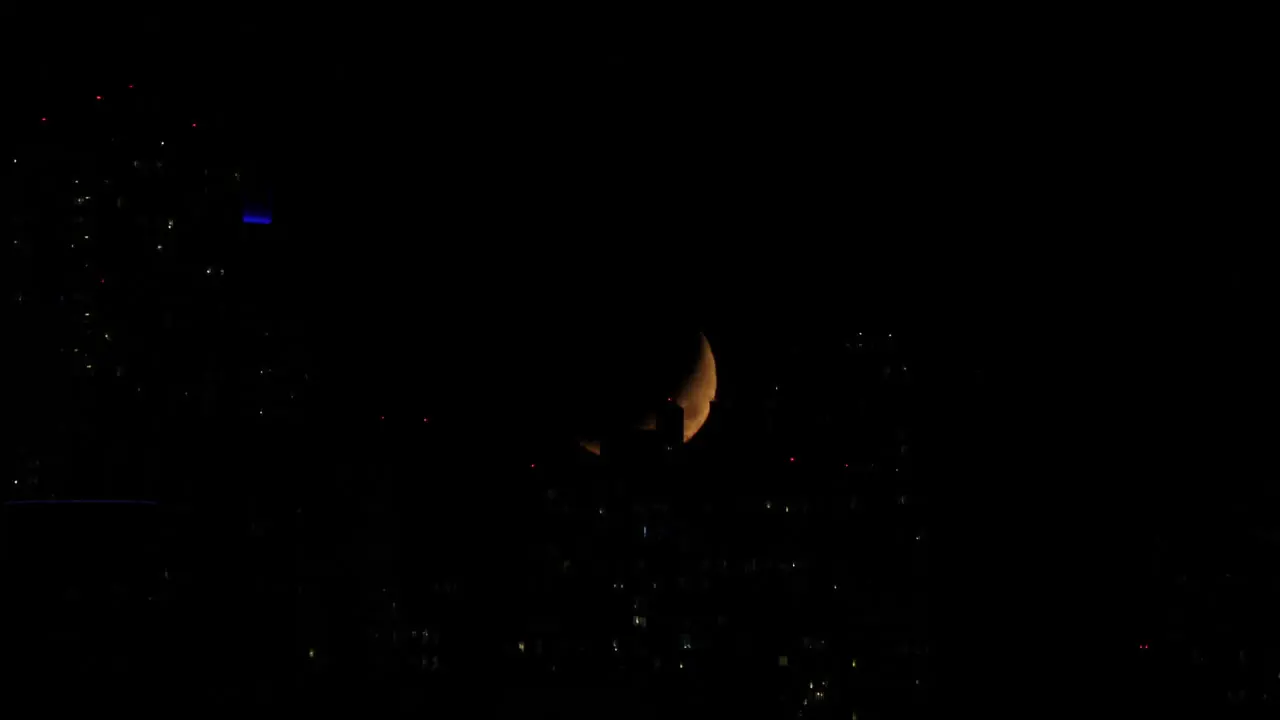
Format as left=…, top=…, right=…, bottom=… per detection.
left=581, top=332, right=717, bottom=455
left=672, top=332, right=717, bottom=441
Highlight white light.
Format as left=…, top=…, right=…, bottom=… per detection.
left=84, top=235, right=89, bottom=239
left=160, top=141, right=165, bottom=145
left=259, top=409, right=264, bottom=415
left=792, top=562, right=796, bottom=568
left=157, top=245, right=162, bottom=250
left=84, top=313, right=89, bottom=317
left=308, top=649, right=315, bottom=659
left=74, top=180, right=79, bottom=184
left=206, top=268, right=212, bottom=274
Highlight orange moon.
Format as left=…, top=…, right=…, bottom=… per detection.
left=582, top=332, right=717, bottom=455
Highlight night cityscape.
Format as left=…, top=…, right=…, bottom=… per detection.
left=2, top=13, right=1272, bottom=717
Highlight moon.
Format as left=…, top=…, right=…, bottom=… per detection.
left=581, top=332, right=717, bottom=455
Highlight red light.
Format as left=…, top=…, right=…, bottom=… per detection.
left=379, top=416, right=385, bottom=420
left=789, top=457, right=795, bottom=463
left=100, top=278, right=105, bottom=284
left=96, top=95, right=102, bottom=100
left=530, top=464, right=536, bottom=469
left=192, top=123, right=197, bottom=128
left=40, top=117, right=47, bottom=122
left=423, top=418, right=429, bottom=423
left=128, top=84, right=134, bottom=89
left=844, top=463, right=849, bottom=468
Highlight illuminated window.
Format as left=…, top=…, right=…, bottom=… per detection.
left=850, top=658, right=857, bottom=668
left=764, top=500, right=772, bottom=509
left=308, top=648, right=316, bottom=659
left=633, top=615, right=647, bottom=628
left=518, top=641, right=525, bottom=653
left=680, top=634, right=691, bottom=650
left=778, top=655, right=789, bottom=667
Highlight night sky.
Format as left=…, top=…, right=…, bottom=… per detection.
left=2, top=9, right=1273, bottom=716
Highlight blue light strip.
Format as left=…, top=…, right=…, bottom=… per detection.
left=5, top=499, right=159, bottom=506
left=243, top=214, right=273, bottom=225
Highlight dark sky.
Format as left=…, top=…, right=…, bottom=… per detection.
left=6, top=9, right=1267, bottom=448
